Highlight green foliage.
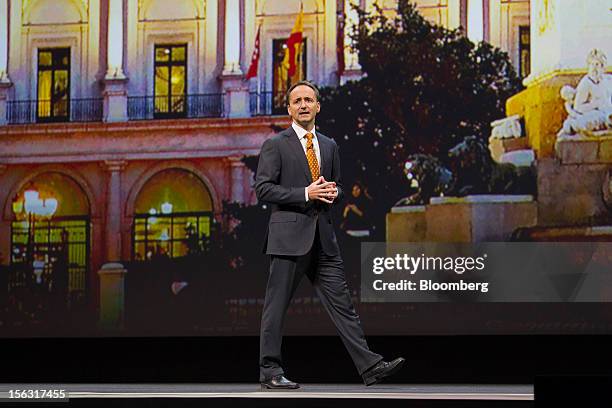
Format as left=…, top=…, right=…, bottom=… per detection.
left=317, top=0, right=523, bottom=209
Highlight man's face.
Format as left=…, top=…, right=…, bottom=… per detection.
left=287, top=85, right=320, bottom=128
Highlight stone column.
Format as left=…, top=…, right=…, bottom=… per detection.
left=0, top=0, right=10, bottom=84
left=482, top=0, right=490, bottom=43
left=340, top=0, right=362, bottom=84
left=344, top=0, right=360, bottom=70
left=0, top=0, right=11, bottom=125
left=0, top=81, right=11, bottom=126
left=103, top=0, right=128, bottom=122
left=527, top=0, right=610, bottom=84
left=0, top=164, right=9, bottom=265
left=220, top=0, right=249, bottom=118
left=98, top=160, right=127, bottom=331
left=223, top=0, right=241, bottom=75
left=228, top=156, right=246, bottom=203
left=106, top=0, right=125, bottom=80
left=103, top=160, right=126, bottom=262
left=466, top=0, right=484, bottom=43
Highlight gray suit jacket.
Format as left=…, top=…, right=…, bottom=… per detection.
left=255, top=126, right=345, bottom=256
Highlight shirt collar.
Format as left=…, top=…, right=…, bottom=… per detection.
left=292, top=121, right=316, bottom=140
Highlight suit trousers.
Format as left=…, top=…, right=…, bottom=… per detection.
left=259, top=226, right=382, bottom=381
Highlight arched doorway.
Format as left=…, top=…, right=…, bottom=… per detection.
left=10, top=172, right=91, bottom=314
left=127, top=168, right=215, bottom=333
left=132, top=168, right=214, bottom=260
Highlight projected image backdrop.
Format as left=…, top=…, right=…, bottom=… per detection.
left=0, top=0, right=611, bottom=337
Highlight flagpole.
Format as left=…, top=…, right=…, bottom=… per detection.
left=258, top=3, right=266, bottom=113
left=245, top=22, right=262, bottom=114
left=299, top=1, right=303, bottom=81
left=257, top=19, right=265, bottom=113
left=257, top=60, right=261, bottom=114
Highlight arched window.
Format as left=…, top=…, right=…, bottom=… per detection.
left=132, top=169, right=214, bottom=260
left=10, top=172, right=90, bottom=310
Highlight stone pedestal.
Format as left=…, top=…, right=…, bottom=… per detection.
left=489, top=137, right=530, bottom=162
left=220, top=74, right=249, bottom=118
left=102, top=78, right=129, bottom=123
left=386, top=196, right=538, bottom=243
left=506, top=74, right=582, bottom=159
left=425, top=195, right=537, bottom=242
left=228, top=156, right=246, bottom=203
left=386, top=206, right=426, bottom=242
left=97, top=262, right=127, bottom=330
left=555, top=134, right=612, bottom=165
left=537, top=135, right=612, bottom=226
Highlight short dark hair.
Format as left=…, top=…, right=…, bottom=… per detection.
left=286, top=80, right=320, bottom=106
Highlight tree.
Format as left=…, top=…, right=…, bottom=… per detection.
left=316, top=0, right=523, bottom=213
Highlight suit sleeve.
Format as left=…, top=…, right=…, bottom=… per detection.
left=255, top=138, right=306, bottom=204
left=331, top=141, right=345, bottom=206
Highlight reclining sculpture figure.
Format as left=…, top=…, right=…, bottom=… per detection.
left=559, top=48, right=612, bottom=138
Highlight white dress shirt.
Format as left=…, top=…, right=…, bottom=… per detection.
left=292, top=121, right=321, bottom=202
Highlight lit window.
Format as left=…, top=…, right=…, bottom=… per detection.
left=37, top=48, right=70, bottom=122
left=519, top=26, right=531, bottom=78
left=154, top=44, right=187, bottom=117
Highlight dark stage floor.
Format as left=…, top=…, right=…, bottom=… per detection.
left=0, top=383, right=533, bottom=400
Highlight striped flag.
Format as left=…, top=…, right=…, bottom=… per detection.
left=283, top=3, right=304, bottom=79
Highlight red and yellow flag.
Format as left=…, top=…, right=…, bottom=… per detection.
left=283, top=4, right=304, bottom=79
left=245, top=25, right=261, bottom=80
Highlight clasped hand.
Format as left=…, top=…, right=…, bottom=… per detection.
left=307, top=176, right=338, bottom=204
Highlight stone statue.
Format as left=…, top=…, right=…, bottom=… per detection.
left=559, top=49, right=612, bottom=137
left=491, top=115, right=522, bottom=139
left=393, top=136, right=536, bottom=207
left=394, top=154, right=453, bottom=206
left=448, top=136, right=536, bottom=196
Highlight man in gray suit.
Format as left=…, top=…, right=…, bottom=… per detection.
left=256, top=80, right=404, bottom=390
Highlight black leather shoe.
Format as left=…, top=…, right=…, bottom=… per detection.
left=362, top=357, right=405, bottom=386
left=260, top=375, right=300, bottom=390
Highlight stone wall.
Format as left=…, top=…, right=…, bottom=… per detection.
left=387, top=196, right=538, bottom=243
left=536, top=136, right=612, bottom=226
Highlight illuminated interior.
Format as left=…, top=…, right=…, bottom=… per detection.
left=10, top=172, right=90, bottom=301
left=133, top=168, right=214, bottom=259
left=154, top=44, right=187, bottom=117
left=37, top=48, right=70, bottom=121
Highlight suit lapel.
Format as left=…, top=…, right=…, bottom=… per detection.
left=284, top=127, right=313, bottom=183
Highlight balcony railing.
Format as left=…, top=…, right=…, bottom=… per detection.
left=6, top=98, right=104, bottom=124
left=249, top=91, right=275, bottom=116
left=127, top=94, right=224, bottom=120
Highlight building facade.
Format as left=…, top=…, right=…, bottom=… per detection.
left=0, top=0, right=531, bottom=319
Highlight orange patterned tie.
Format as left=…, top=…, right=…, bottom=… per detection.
left=304, top=132, right=320, bottom=181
